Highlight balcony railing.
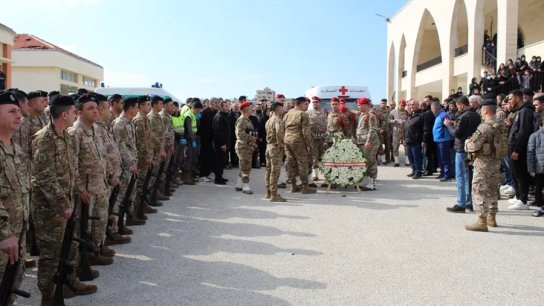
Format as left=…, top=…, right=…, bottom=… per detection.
left=416, top=56, right=442, bottom=72
left=455, top=44, right=468, bottom=57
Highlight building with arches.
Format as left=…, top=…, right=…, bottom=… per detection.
left=386, top=0, right=544, bottom=101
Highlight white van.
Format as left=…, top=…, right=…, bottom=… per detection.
left=304, top=85, right=372, bottom=110
left=95, top=87, right=181, bottom=102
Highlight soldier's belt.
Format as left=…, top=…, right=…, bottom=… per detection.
left=312, top=133, right=327, bottom=138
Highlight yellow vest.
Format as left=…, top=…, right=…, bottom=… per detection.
left=171, top=114, right=184, bottom=133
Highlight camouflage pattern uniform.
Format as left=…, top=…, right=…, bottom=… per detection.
left=376, top=106, right=391, bottom=161
left=465, top=120, right=502, bottom=217
left=284, top=109, right=312, bottom=185
left=12, top=115, right=31, bottom=158
left=159, top=109, right=175, bottom=156
left=147, top=110, right=166, bottom=184
left=327, top=111, right=349, bottom=139
left=96, top=122, right=121, bottom=186
left=235, top=116, right=256, bottom=183
left=388, top=108, right=408, bottom=162
left=357, top=110, right=380, bottom=179
left=31, top=123, right=77, bottom=295
left=67, top=120, right=110, bottom=249
left=0, top=140, right=30, bottom=305
left=265, top=114, right=285, bottom=194
left=133, top=111, right=153, bottom=210
left=306, top=108, right=327, bottom=170
left=112, top=115, right=138, bottom=214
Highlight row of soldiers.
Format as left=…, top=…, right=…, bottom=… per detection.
left=0, top=88, right=181, bottom=305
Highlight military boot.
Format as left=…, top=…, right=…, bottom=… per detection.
left=465, top=216, right=489, bottom=232
left=40, top=289, right=53, bottom=306
left=173, top=176, right=183, bottom=186
left=105, top=232, right=131, bottom=246
left=126, top=213, right=146, bottom=226
left=487, top=213, right=497, bottom=227
left=270, top=193, right=287, bottom=202
left=101, top=245, right=116, bottom=257
left=182, top=172, right=196, bottom=185
left=89, top=254, right=114, bottom=266
left=290, top=182, right=301, bottom=193
left=156, top=189, right=170, bottom=200
left=301, top=185, right=317, bottom=194
left=63, top=278, right=97, bottom=298
left=144, top=203, right=158, bottom=214
left=266, top=190, right=271, bottom=199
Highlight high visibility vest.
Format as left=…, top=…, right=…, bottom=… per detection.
left=171, top=114, right=184, bottom=133
left=180, top=109, right=198, bottom=134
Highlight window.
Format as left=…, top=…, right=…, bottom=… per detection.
left=61, top=70, right=77, bottom=83
left=83, top=77, right=96, bottom=87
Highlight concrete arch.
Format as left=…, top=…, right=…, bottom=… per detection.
left=450, top=0, right=469, bottom=56
left=387, top=41, right=395, bottom=102
left=397, top=35, right=407, bottom=99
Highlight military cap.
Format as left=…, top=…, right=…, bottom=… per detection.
left=311, top=96, right=321, bottom=102
left=276, top=94, right=285, bottom=99
left=48, top=90, right=60, bottom=98
left=8, top=89, right=28, bottom=101
left=108, top=94, right=123, bottom=102
left=0, top=91, right=19, bottom=106
left=138, top=95, right=150, bottom=105
left=28, top=91, right=42, bottom=100
left=50, top=94, right=76, bottom=107
left=331, top=97, right=340, bottom=103
left=38, top=90, right=48, bottom=97
left=240, top=101, right=251, bottom=110
left=90, top=93, right=108, bottom=101
left=357, top=98, right=370, bottom=105
left=480, top=99, right=496, bottom=107
left=76, top=94, right=98, bottom=109
left=269, top=102, right=283, bottom=110
left=164, top=97, right=173, bottom=103
left=77, top=88, right=89, bottom=96
left=124, top=97, right=138, bottom=107
left=151, top=95, right=164, bottom=103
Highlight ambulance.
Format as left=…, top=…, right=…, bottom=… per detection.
left=95, top=87, right=181, bottom=102
left=304, top=85, right=372, bottom=111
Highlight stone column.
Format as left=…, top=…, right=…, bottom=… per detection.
left=496, top=0, right=519, bottom=64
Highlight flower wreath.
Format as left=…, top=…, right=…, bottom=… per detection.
left=320, top=137, right=368, bottom=188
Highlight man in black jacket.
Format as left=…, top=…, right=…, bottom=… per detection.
left=507, top=89, right=536, bottom=209
left=421, top=95, right=438, bottom=175
left=198, top=98, right=219, bottom=181
left=444, top=96, right=481, bottom=212
left=405, top=99, right=425, bottom=178
left=212, top=101, right=232, bottom=184
left=257, top=99, right=269, bottom=167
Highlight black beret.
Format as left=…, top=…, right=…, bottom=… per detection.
left=90, top=93, right=107, bottom=102
left=137, top=95, right=150, bottom=105
left=269, top=102, right=284, bottom=110
left=0, top=91, right=19, bottom=106
left=76, top=94, right=98, bottom=107
left=8, top=89, right=28, bottom=101
left=28, top=91, right=42, bottom=99
left=481, top=99, right=497, bottom=107
left=38, top=90, right=48, bottom=97
left=68, top=93, right=79, bottom=102
left=50, top=95, right=76, bottom=107
left=77, top=88, right=89, bottom=96
left=48, top=91, right=60, bottom=98
left=124, top=97, right=138, bottom=107
left=151, top=95, right=164, bottom=103
left=108, top=94, right=123, bottom=102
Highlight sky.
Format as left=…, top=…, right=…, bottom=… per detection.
left=1, top=0, right=406, bottom=101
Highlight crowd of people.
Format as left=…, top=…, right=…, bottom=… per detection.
left=0, top=82, right=543, bottom=304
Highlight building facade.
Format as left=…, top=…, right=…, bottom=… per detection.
left=254, top=87, right=276, bottom=102
left=387, top=0, right=544, bottom=101
left=0, top=23, right=16, bottom=90
left=12, top=34, right=103, bottom=94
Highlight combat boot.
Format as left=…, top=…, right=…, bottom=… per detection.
left=126, top=214, right=146, bottom=226
left=63, top=278, right=97, bottom=298
left=301, top=185, right=317, bottom=194
left=487, top=213, right=497, bottom=227
left=101, top=245, right=116, bottom=257
left=266, top=190, right=271, bottom=199
left=40, top=289, right=53, bottom=306
left=290, top=182, right=301, bottom=193
left=173, top=176, right=183, bottom=186
left=235, top=177, right=243, bottom=191
left=122, top=226, right=133, bottom=235
left=182, top=172, right=196, bottom=185
left=270, top=193, right=287, bottom=202
left=105, top=232, right=131, bottom=246
left=144, top=203, right=158, bottom=214
left=156, top=189, right=170, bottom=200
left=89, top=254, right=114, bottom=266
left=465, top=216, right=489, bottom=232
left=77, top=267, right=100, bottom=279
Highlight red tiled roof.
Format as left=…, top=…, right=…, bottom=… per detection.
left=13, top=34, right=103, bottom=68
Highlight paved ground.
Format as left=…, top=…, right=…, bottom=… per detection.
left=18, top=163, right=544, bottom=306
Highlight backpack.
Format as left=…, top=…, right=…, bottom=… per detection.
left=487, top=121, right=509, bottom=159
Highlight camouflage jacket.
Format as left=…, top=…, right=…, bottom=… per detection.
left=12, top=115, right=31, bottom=157
left=0, top=140, right=30, bottom=241
left=465, top=120, right=502, bottom=170
left=67, top=120, right=109, bottom=194
left=284, top=109, right=312, bottom=149
left=376, top=107, right=391, bottom=131
left=113, top=115, right=138, bottom=169
left=133, top=112, right=153, bottom=166
left=96, top=122, right=122, bottom=183
left=327, top=111, right=349, bottom=136
left=389, top=108, right=409, bottom=134
left=265, top=114, right=285, bottom=148
left=31, top=123, right=76, bottom=215
left=235, top=116, right=255, bottom=151
left=306, top=109, right=328, bottom=139
left=159, top=109, right=175, bottom=150
left=147, top=111, right=165, bottom=157
left=357, top=111, right=380, bottom=145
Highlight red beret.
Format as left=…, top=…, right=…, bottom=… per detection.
left=339, top=98, right=347, bottom=103
left=399, top=99, right=407, bottom=106
left=276, top=94, right=285, bottom=99
left=312, top=96, right=321, bottom=102
left=240, top=102, right=251, bottom=110
left=339, top=104, right=347, bottom=112
left=357, top=98, right=370, bottom=105
left=331, top=97, right=340, bottom=102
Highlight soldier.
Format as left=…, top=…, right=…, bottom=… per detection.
left=265, top=102, right=287, bottom=202
left=67, top=94, right=114, bottom=266
left=107, top=94, right=123, bottom=128
left=339, top=98, right=357, bottom=138
left=377, top=99, right=391, bottom=165
left=159, top=97, right=178, bottom=191
left=356, top=98, right=380, bottom=190
left=9, top=89, right=30, bottom=155
left=112, top=97, right=144, bottom=231
left=235, top=101, right=258, bottom=194
left=307, top=96, right=328, bottom=182
left=284, top=97, right=316, bottom=194
left=388, top=99, right=409, bottom=167
left=133, top=96, right=157, bottom=214
left=0, top=91, right=30, bottom=306
left=31, top=95, right=97, bottom=304
left=327, top=97, right=349, bottom=139
left=147, top=96, right=170, bottom=199
left=464, top=99, right=503, bottom=232
left=26, top=91, right=48, bottom=145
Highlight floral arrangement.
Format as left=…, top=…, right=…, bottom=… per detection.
left=320, top=137, right=368, bottom=187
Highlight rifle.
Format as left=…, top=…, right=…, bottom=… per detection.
left=117, top=175, right=136, bottom=236
left=0, top=222, right=31, bottom=305
left=137, top=168, right=153, bottom=220
left=78, top=177, right=99, bottom=281
left=149, top=160, right=166, bottom=207
left=53, top=196, right=83, bottom=306
left=163, top=152, right=177, bottom=192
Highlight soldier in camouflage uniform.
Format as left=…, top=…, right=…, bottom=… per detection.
left=133, top=96, right=157, bottom=216
left=113, top=98, right=143, bottom=229
left=284, top=97, right=316, bottom=194
left=67, top=94, right=114, bottom=266
left=356, top=98, right=380, bottom=191
left=107, top=94, right=123, bottom=128
left=147, top=96, right=169, bottom=200
left=377, top=99, right=391, bottom=164
left=26, top=91, right=48, bottom=140
left=0, top=91, right=30, bottom=306
left=9, top=89, right=30, bottom=157
left=327, top=97, right=349, bottom=140
left=31, top=95, right=96, bottom=304
left=159, top=97, right=178, bottom=189
left=464, top=99, right=502, bottom=232
left=388, top=100, right=409, bottom=166
left=265, top=102, right=287, bottom=202
left=307, top=96, right=328, bottom=181
left=235, top=102, right=258, bottom=194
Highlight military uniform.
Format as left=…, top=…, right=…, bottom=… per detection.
left=388, top=108, right=408, bottom=165
left=327, top=111, right=349, bottom=138
left=159, top=109, right=175, bottom=158
left=133, top=111, right=154, bottom=211
left=112, top=115, right=138, bottom=214
left=357, top=109, right=381, bottom=187
left=265, top=113, right=285, bottom=200
left=465, top=120, right=502, bottom=231
left=376, top=106, right=391, bottom=163
left=11, top=115, right=31, bottom=158
left=283, top=108, right=315, bottom=192
left=307, top=109, right=328, bottom=176
left=235, top=116, right=256, bottom=193
left=0, top=139, right=30, bottom=305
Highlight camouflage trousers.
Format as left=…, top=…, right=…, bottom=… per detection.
left=134, top=162, right=151, bottom=215
left=114, top=169, right=136, bottom=215
left=236, top=147, right=254, bottom=183
left=0, top=230, right=25, bottom=305
left=311, top=138, right=325, bottom=169
left=381, top=130, right=391, bottom=159
left=285, top=141, right=310, bottom=185
left=472, top=159, right=501, bottom=217
left=33, top=206, right=77, bottom=294
left=392, top=130, right=404, bottom=157
left=90, top=192, right=108, bottom=248
left=265, top=146, right=283, bottom=193
left=360, top=142, right=380, bottom=179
